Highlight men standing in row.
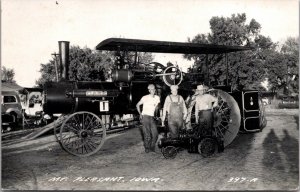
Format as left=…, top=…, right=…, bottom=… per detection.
left=136, top=84, right=160, bottom=153
left=161, top=85, right=187, bottom=138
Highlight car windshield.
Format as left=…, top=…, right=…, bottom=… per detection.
left=3, top=96, right=17, bottom=103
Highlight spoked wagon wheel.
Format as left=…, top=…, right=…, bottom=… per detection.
left=207, top=89, right=241, bottom=147
left=60, top=111, right=106, bottom=157
left=54, top=115, right=70, bottom=147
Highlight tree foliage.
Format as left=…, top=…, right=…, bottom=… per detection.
left=1, top=66, right=15, bottom=82
left=208, top=13, right=261, bottom=46
left=185, top=13, right=298, bottom=93
left=68, top=46, right=115, bottom=81
left=277, top=37, right=299, bottom=95
left=36, top=45, right=153, bottom=87
left=123, top=51, right=154, bottom=65
left=36, top=46, right=115, bottom=86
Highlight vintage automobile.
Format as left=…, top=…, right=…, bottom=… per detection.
left=1, top=91, right=23, bottom=131
left=19, top=88, right=43, bottom=117
left=42, top=38, right=266, bottom=157
left=19, top=87, right=50, bottom=126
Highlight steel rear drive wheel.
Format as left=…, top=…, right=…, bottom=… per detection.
left=207, top=89, right=241, bottom=147
left=259, top=99, right=267, bottom=130
left=60, top=111, right=106, bottom=157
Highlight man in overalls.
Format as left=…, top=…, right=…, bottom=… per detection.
left=136, top=84, right=160, bottom=153
left=195, top=85, right=218, bottom=133
left=161, top=85, right=187, bottom=138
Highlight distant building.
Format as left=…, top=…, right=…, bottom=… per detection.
left=1, top=81, right=23, bottom=92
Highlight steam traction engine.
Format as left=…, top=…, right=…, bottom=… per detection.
left=43, top=38, right=266, bottom=157
left=43, top=41, right=183, bottom=156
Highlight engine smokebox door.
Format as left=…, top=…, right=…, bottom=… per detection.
left=43, top=82, right=75, bottom=114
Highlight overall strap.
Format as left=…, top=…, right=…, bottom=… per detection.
left=169, top=95, right=173, bottom=102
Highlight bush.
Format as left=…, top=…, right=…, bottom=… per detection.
left=267, top=98, right=281, bottom=109
left=278, top=103, right=299, bottom=109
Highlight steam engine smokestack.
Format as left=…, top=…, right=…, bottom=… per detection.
left=58, top=41, right=70, bottom=81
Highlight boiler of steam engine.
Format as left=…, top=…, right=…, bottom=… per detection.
left=42, top=41, right=161, bottom=116
left=43, top=81, right=120, bottom=114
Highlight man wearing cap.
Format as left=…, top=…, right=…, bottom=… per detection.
left=161, top=85, right=187, bottom=138
left=195, top=85, right=218, bottom=130
left=136, top=84, right=160, bottom=153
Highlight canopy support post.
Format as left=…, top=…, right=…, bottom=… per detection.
left=134, top=46, right=137, bottom=66
left=206, top=54, right=210, bottom=87
left=226, top=53, right=229, bottom=86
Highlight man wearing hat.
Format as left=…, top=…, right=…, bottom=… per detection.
left=136, top=84, right=160, bottom=153
left=195, top=84, right=218, bottom=130
left=161, top=85, right=187, bottom=138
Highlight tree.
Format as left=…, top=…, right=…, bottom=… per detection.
left=281, top=37, right=299, bottom=55
left=1, top=66, right=15, bottom=82
left=276, top=37, right=299, bottom=95
left=208, top=13, right=261, bottom=46
left=68, top=46, right=114, bottom=81
left=123, top=51, right=154, bottom=65
left=36, top=46, right=115, bottom=86
left=36, top=45, right=154, bottom=86
left=36, top=61, right=57, bottom=85
left=185, top=13, right=277, bottom=90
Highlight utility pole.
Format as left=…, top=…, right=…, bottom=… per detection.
left=51, top=53, right=60, bottom=82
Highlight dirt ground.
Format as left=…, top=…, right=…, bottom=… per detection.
left=1, top=109, right=299, bottom=191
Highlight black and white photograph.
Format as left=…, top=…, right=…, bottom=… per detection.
left=1, top=0, right=299, bottom=191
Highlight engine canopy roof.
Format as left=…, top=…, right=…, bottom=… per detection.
left=96, top=38, right=253, bottom=54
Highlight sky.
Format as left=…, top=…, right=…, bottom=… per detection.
left=2, top=0, right=299, bottom=87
